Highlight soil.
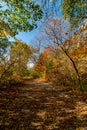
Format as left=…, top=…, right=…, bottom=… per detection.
left=0, top=78, right=87, bottom=130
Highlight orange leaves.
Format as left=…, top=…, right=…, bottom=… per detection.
left=17, top=75, right=23, bottom=82
left=36, top=65, right=42, bottom=70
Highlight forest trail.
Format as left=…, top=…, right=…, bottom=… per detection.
left=0, top=79, right=87, bottom=130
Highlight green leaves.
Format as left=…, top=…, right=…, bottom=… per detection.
left=61, top=0, right=87, bottom=28
left=0, top=0, right=43, bottom=36
left=10, top=39, right=32, bottom=76
left=0, top=37, right=11, bottom=56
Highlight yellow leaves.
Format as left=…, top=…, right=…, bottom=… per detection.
left=0, top=31, right=6, bottom=38
left=71, top=34, right=83, bottom=46
left=17, top=75, right=23, bottom=82
left=0, top=21, right=13, bottom=37
left=63, top=33, right=87, bottom=60
left=71, top=45, right=87, bottom=58
left=37, top=111, right=46, bottom=120
left=71, top=35, right=78, bottom=43
left=52, top=59, right=59, bottom=67
left=75, top=101, right=87, bottom=119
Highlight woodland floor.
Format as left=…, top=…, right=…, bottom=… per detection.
left=0, top=78, right=87, bottom=130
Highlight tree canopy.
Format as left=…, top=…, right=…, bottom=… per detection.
left=0, top=0, right=43, bottom=37
left=10, top=39, right=32, bottom=76
left=37, top=0, right=87, bottom=28
left=1, top=0, right=86, bottom=37
left=61, top=0, right=87, bottom=28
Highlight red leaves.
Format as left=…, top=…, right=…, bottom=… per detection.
left=36, top=65, right=42, bottom=70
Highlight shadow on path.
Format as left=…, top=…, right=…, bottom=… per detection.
left=0, top=79, right=87, bottom=130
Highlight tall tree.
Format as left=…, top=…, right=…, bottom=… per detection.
left=0, top=37, right=12, bottom=83
left=44, top=18, right=84, bottom=90
left=10, top=39, right=32, bottom=76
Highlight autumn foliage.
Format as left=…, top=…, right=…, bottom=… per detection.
left=35, top=20, right=87, bottom=90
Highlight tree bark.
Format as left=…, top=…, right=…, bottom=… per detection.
left=61, top=47, right=83, bottom=91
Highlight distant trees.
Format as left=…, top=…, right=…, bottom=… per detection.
left=10, top=39, right=32, bottom=76
left=33, top=18, right=87, bottom=91
left=0, top=37, right=11, bottom=84
left=0, top=0, right=43, bottom=85
left=0, top=0, right=87, bottom=91
left=0, top=39, right=35, bottom=85
left=44, top=18, right=87, bottom=90
left=37, top=46, right=53, bottom=79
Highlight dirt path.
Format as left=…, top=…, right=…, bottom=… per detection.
left=0, top=79, right=87, bottom=130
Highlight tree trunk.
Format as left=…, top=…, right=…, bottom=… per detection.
left=42, top=66, right=46, bottom=79
left=61, top=47, right=83, bottom=91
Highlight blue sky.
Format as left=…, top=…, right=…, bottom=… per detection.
left=16, top=28, right=39, bottom=44
left=15, top=0, right=62, bottom=45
